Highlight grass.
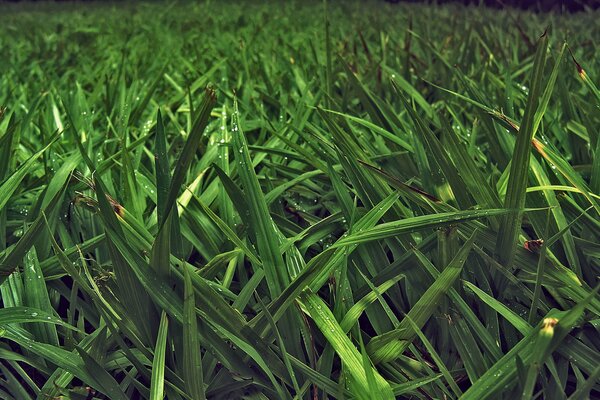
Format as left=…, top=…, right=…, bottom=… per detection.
left=0, top=1, right=599, bottom=399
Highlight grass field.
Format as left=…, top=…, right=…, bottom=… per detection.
left=1, top=1, right=599, bottom=399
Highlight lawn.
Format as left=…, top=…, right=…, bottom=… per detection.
left=0, top=1, right=599, bottom=399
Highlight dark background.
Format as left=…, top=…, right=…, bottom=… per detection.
left=387, top=0, right=600, bottom=12
left=1, top=0, right=599, bottom=12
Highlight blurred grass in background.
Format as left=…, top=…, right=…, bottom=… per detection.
left=0, top=1, right=599, bottom=399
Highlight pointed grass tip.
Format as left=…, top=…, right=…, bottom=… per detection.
left=524, top=239, right=543, bottom=253
left=205, top=86, right=217, bottom=101
left=567, top=46, right=585, bottom=78
left=531, top=138, right=548, bottom=158
left=541, top=317, right=558, bottom=335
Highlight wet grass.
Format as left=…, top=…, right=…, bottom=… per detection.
left=0, top=1, right=599, bottom=399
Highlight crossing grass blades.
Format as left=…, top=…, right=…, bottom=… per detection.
left=0, top=1, right=599, bottom=399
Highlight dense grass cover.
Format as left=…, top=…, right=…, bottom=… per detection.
left=1, top=1, right=599, bottom=399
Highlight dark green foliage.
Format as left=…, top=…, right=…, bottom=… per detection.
left=0, top=1, right=599, bottom=399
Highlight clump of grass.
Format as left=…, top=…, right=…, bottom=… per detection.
left=0, top=1, right=599, bottom=399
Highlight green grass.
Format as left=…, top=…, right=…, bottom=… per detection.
left=0, top=1, right=599, bottom=399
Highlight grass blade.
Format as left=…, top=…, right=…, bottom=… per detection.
left=496, top=31, right=548, bottom=267
left=149, top=312, right=169, bottom=400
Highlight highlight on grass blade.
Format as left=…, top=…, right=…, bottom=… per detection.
left=2, top=5, right=600, bottom=400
